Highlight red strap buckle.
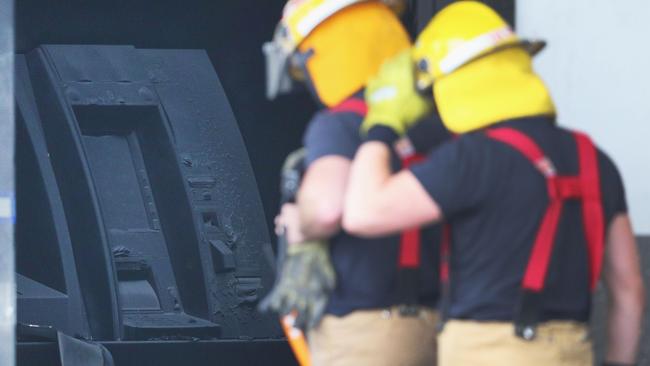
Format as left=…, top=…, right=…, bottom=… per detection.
left=548, top=177, right=582, bottom=199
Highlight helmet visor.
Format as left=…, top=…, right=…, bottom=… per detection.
left=263, top=40, right=296, bottom=100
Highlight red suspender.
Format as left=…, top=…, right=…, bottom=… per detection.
left=330, top=98, right=422, bottom=270
left=575, top=132, right=605, bottom=290
left=485, top=127, right=605, bottom=293
left=487, top=128, right=562, bottom=292
left=328, top=98, right=368, bottom=116
left=440, top=225, right=451, bottom=283
left=398, top=154, right=425, bottom=268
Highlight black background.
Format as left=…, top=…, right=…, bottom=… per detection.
left=15, top=0, right=512, bottom=239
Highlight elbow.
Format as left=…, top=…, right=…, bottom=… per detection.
left=636, top=284, right=646, bottom=312
left=313, top=204, right=342, bottom=233
left=626, top=284, right=647, bottom=316
left=630, top=278, right=645, bottom=311
left=342, top=210, right=379, bottom=237
left=610, top=278, right=646, bottom=314
left=342, top=197, right=387, bottom=237
left=302, top=202, right=342, bottom=237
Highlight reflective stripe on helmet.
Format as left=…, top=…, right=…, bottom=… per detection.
left=296, top=0, right=363, bottom=37
left=439, top=26, right=516, bottom=75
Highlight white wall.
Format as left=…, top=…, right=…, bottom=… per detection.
left=0, top=1, right=15, bottom=364
left=517, top=0, right=650, bottom=234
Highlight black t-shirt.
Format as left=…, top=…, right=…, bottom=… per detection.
left=304, top=106, right=444, bottom=316
left=410, top=116, right=627, bottom=322
left=406, top=110, right=452, bottom=155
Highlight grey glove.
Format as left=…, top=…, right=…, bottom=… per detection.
left=259, top=240, right=336, bottom=331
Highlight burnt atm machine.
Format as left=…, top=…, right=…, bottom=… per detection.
left=15, top=45, right=295, bottom=365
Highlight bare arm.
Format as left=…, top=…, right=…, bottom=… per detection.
left=274, top=203, right=305, bottom=246
left=342, top=142, right=442, bottom=237
left=297, top=156, right=351, bottom=240
left=603, top=213, right=645, bottom=364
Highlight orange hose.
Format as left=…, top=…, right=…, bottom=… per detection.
left=281, top=312, right=311, bottom=366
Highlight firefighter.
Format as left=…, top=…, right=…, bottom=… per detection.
left=343, top=2, right=645, bottom=365
left=261, top=1, right=447, bottom=365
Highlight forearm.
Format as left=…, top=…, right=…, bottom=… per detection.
left=604, top=214, right=646, bottom=364
left=297, top=196, right=342, bottom=240
left=294, top=156, right=351, bottom=240
left=343, top=142, right=394, bottom=236
left=606, top=285, right=645, bottom=363
left=343, top=140, right=442, bottom=236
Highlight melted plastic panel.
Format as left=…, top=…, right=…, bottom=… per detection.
left=16, top=44, right=280, bottom=342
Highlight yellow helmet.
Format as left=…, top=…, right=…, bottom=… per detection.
left=381, top=0, right=408, bottom=15
left=264, top=0, right=410, bottom=107
left=412, top=1, right=555, bottom=133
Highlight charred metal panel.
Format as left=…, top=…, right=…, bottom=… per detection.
left=15, top=56, right=90, bottom=339
left=136, top=49, right=279, bottom=338
left=15, top=45, right=281, bottom=343
left=23, top=46, right=124, bottom=340
left=15, top=1, right=317, bottom=244
left=18, top=339, right=296, bottom=366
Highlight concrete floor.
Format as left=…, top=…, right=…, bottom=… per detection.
left=591, top=237, right=650, bottom=365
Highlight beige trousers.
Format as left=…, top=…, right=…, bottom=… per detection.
left=439, top=320, right=593, bottom=366
left=308, top=307, right=439, bottom=366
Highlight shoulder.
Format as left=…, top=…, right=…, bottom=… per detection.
left=593, top=143, right=628, bottom=220
left=595, top=146, right=620, bottom=177
left=595, top=145, right=626, bottom=194
left=416, top=131, right=507, bottom=185
left=574, top=132, right=624, bottom=185
left=566, top=131, right=627, bottom=219
left=304, top=110, right=361, bottom=144
left=420, top=130, right=536, bottom=196
left=306, top=109, right=362, bottom=131
left=409, top=131, right=508, bottom=216
left=431, top=131, right=507, bottom=165
left=303, top=110, right=363, bottom=165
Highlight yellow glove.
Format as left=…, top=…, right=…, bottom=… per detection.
left=362, top=50, right=433, bottom=137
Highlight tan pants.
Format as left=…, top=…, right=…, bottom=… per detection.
left=439, top=320, right=593, bottom=366
left=308, top=307, right=438, bottom=366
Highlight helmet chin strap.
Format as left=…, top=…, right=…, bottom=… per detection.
left=292, top=48, right=326, bottom=108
